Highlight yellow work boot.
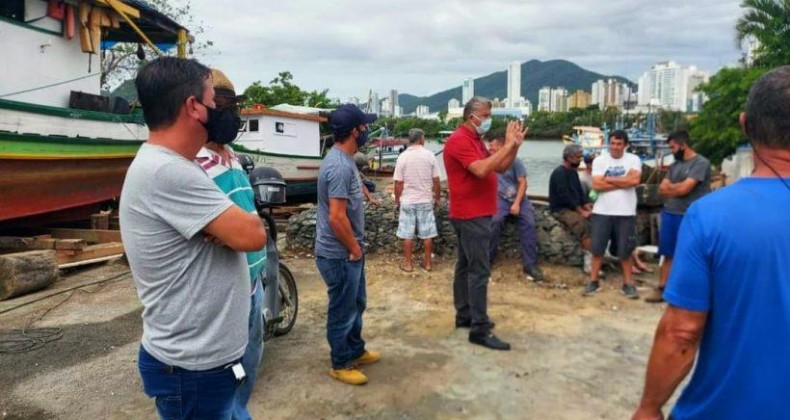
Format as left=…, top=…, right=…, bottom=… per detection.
left=353, top=350, right=381, bottom=366
left=329, top=367, right=368, bottom=385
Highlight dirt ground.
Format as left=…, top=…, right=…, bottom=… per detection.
left=0, top=253, right=673, bottom=419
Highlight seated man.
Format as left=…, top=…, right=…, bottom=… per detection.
left=487, top=130, right=544, bottom=281
left=548, top=144, right=594, bottom=273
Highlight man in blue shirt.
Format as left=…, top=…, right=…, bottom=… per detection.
left=315, top=104, right=380, bottom=386
left=487, top=131, right=544, bottom=281
left=633, top=66, right=790, bottom=420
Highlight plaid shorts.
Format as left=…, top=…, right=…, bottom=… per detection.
left=397, top=202, right=438, bottom=240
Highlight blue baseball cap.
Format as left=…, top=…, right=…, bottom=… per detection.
left=329, top=104, right=378, bottom=137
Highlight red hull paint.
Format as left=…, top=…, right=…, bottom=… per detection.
left=0, top=158, right=132, bottom=226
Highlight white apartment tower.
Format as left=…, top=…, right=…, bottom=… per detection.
left=507, top=61, right=521, bottom=108
left=462, top=78, right=475, bottom=104
left=538, top=87, right=552, bottom=112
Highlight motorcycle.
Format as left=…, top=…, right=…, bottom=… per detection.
left=242, top=156, right=298, bottom=341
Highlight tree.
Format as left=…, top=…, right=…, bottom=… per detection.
left=243, top=71, right=332, bottom=108
left=736, top=0, right=790, bottom=68
left=102, top=0, right=212, bottom=88
left=689, top=67, right=768, bottom=165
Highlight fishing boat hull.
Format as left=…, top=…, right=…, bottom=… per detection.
left=235, top=148, right=321, bottom=203
left=0, top=131, right=141, bottom=227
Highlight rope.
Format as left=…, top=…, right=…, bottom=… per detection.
left=0, top=73, right=100, bottom=99
left=0, top=270, right=132, bottom=354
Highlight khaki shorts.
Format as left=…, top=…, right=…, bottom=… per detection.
left=553, top=209, right=590, bottom=243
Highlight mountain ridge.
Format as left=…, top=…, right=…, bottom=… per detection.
left=398, top=59, right=632, bottom=114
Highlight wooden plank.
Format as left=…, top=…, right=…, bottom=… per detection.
left=50, top=228, right=122, bottom=244
left=58, top=254, right=125, bottom=269
left=54, top=239, right=87, bottom=250
left=56, top=242, right=124, bottom=265
left=0, top=237, right=57, bottom=251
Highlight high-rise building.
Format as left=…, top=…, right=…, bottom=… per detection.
left=637, top=61, right=710, bottom=111
left=369, top=92, right=381, bottom=114
left=507, top=61, right=522, bottom=108
left=538, top=87, right=552, bottom=112
left=568, top=90, right=591, bottom=109
left=550, top=87, right=568, bottom=113
left=416, top=105, right=430, bottom=117
left=390, top=90, right=399, bottom=116
left=462, top=78, right=475, bottom=104
left=448, top=98, right=461, bottom=111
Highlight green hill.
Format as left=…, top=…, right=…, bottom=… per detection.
left=399, top=59, right=632, bottom=114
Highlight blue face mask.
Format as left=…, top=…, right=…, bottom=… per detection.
left=474, top=115, right=492, bottom=136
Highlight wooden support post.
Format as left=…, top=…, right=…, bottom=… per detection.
left=92, top=213, right=110, bottom=230
left=0, top=251, right=59, bottom=300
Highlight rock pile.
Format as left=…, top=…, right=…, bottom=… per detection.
left=286, top=195, right=583, bottom=267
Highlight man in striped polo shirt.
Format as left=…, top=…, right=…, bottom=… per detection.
left=394, top=128, right=441, bottom=272
left=195, top=69, right=266, bottom=420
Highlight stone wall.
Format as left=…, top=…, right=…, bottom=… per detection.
left=286, top=195, right=584, bottom=267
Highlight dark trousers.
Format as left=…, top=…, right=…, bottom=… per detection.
left=138, top=346, right=239, bottom=420
left=490, top=197, right=538, bottom=271
left=451, top=217, right=492, bottom=333
left=315, top=256, right=367, bottom=369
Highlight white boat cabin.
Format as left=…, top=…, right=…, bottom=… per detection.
left=237, top=106, right=327, bottom=159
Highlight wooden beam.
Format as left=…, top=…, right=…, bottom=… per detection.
left=49, top=229, right=122, bottom=244
left=0, top=237, right=57, bottom=251
left=54, top=239, right=87, bottom=250
left=92, top=213, right=110, bottom=230
left=93, top=0, right=140, bottom=18
left=56, top=243, right=124, bottom=265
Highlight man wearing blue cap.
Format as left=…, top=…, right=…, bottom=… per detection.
left=315, top=104, right=381, bottom=385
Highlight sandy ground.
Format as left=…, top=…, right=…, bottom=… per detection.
left=0, top=253, right=673, bottom=419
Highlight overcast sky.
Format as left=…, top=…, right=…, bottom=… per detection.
left=189, top=0, right=745, bottom=100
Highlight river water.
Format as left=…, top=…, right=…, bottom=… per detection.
left=424, top=139, right=565, bottom=197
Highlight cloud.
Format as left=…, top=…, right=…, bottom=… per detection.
left=190, top=0, right=744, bottom=99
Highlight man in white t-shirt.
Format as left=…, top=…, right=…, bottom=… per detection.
left=394, top=128, right=442, bottom=272
left=583, top=130, right=642, bottom=299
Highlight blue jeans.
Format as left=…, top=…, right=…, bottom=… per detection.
left=232, top=275, right=264, bottom=420
left=315, top=256, right=367, bottom=369
left=138, top=346, right=239, bottom=420
left=490, top=197, right=538, bottom=271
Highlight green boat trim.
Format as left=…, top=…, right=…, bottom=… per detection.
left=0, top=132, right=143, bottom=159
left=0, top=98, right=146, bottom=124
left=231, top=144, right=324, bottom=160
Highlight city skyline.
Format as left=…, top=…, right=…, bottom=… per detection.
left=189, top=0, right=744, bottom=100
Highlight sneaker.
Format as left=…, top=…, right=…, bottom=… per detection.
left=644, top=288, right=665, bottom=303
left=469, top=332, right=511, bottom=351
left=621, top=283, right=639, bottom=299
left=352, top=350, right=381, bottom=366
left=582, top=281, right=600, bottom=296
left=524, top=266, right=546, bottom=283
left=329, top=367, right=368, bottom=385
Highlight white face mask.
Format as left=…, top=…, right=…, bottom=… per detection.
left=473, top=114, right=492, bottom=135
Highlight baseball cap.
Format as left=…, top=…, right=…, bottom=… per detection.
left=329, top=104, right=378, bottom=137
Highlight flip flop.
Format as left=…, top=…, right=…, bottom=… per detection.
left=400, top=263, right=414, bottom=273
left=419, top=263, right=432, bottom=272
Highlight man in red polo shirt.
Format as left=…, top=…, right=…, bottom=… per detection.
left=443, top=96, right=527, bottom=350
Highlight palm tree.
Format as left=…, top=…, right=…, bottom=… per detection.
left=735, top=0, right=790, bottom=68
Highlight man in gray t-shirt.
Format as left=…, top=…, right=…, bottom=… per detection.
left=315, top=104, right=380, bottom=386
left=646, top=131, right=711, bottom=303
left=120, top=57, right=267, bottom=419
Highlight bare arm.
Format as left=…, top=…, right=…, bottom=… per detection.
left=432, top=177, right=441, bottom=205
left=328, top=198, right=363, bottom=260
left=592, top=175, right=621, bottom=192
left=633, top=306, right=707, bottom=419
left=203, top=206, right=267, bottom=251
left=605, top=169, right=642, bottom=188
left=514, top=176, right=527, bottom=203
left=659, top=178, right=699, bottom=198
left=467, top=120, right=528, bottom=178
left=394, top=181, right=404, bottom=206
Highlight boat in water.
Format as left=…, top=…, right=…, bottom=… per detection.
left=0, top=0, right=190, bottom=228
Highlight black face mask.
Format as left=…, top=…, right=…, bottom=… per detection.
left=570, top=161, right=581, bottom=169
left=200, top=102, right=241, bottom=145
left=673, top=147, right=685, bottom=162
